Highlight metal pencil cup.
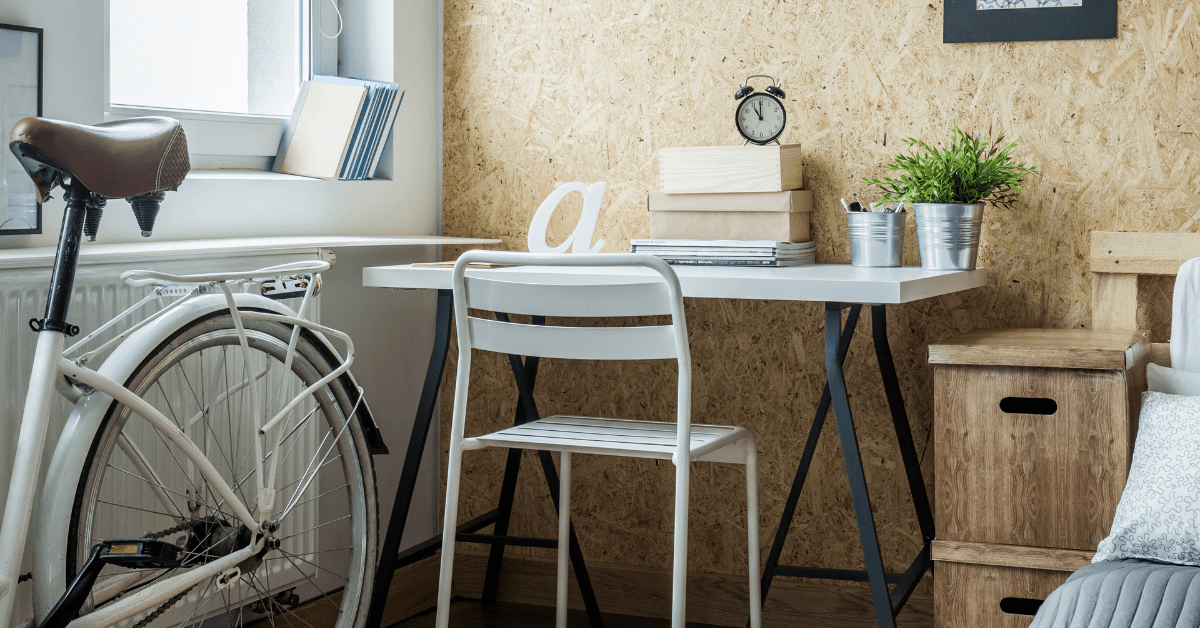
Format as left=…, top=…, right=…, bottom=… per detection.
left=847, top=211, right=906, bottom=268
left=913, top=203, right=985, bottom=270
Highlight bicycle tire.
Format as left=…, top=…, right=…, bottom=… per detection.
left=67, top=309, right=377, bottom=628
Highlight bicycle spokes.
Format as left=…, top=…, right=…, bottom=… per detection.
left=72, top=313, right=373, bottom=627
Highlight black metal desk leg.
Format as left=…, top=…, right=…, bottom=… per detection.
left=504, top=344, right=606, bottom=628
left=535, top=449, right=604, bottom=627
left=750, top=305, right=932, bottom=628
left=482, top=335, right=543, bottom=607
left=365, top=289, right=455, bottom=628
left=757, top=305, right=861, bottom=610
left=481, top=447, right=524, bottom=605
left=870, top=305, right=935, bottom=544
left=825, top=303, right=896, bottom=628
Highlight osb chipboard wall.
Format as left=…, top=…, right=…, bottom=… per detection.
left=438, top=0, right=1198, bottom=587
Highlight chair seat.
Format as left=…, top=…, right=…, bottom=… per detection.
left=469, top=415, right=752, bottom=464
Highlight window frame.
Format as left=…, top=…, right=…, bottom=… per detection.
left=103, top=0, right=339, bottom=169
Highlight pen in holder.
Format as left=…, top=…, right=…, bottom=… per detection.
left=847, top=210, right=907, bottom=267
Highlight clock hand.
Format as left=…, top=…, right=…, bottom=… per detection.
left=755, top=102, right=763, bottom=120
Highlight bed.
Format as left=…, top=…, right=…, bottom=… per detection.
left=1028, top=231, right=1200, bottom=627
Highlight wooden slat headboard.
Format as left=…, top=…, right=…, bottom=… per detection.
left=1090, top=231, right=1200, bottom=367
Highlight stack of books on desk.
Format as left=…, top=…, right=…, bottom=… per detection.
left=638, top=144, right=815, bottom=266
left=632, top=239, right=815, bottom=267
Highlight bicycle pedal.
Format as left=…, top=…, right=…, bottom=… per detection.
left=101, top=538, right=181, bottom=569
left=39, top=539, right=180, bottom=628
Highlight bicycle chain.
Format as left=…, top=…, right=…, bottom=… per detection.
left=144, top=519, right=197, bottom=540
left=129, top=517, right=267, bottom=626
left=128, top=586, right=192, bottom=628
left=100, top=521, right=200, bottom=628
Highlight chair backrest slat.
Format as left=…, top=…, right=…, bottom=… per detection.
left=467, top=318, right=678, bottom=360
left=464, top=276, right=673, bottom=317
left=452, top=251, right=691, bottom=364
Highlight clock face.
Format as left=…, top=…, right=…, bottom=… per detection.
left=735, top=93, right=786, bottom=144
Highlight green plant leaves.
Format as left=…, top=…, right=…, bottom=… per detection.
left=862, top=122, right=1035, bottom=208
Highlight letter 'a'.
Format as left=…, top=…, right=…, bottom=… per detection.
left=527, top=182, right=606, bottom=254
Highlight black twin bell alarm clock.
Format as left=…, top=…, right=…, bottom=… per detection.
left=734, top=74, right=786, bottom=145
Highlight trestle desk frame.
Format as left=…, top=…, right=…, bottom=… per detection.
left=361, top=263, right=987, bottom=628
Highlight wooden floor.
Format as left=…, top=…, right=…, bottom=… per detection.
left=352, top=553, right=932, bottom=628
left=280, top=551, right=931, bottom=628
left=391, top=599, right=728, bottom=628
left=278, top=549, right=932, bottom=627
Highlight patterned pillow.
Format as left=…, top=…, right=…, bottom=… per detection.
left=1093, top=392, right=1200, bottom=565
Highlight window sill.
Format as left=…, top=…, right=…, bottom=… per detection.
left=186, top=169, right=393, bottom=183
left=187, top=170, right=311, bottom=182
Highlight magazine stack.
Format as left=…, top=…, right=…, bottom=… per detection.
left=631, top=239, right=815, bottom=267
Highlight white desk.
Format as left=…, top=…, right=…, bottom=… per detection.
left=363, top=261, right=988, bottom=628
left=364, top=263, right=987, bottom=304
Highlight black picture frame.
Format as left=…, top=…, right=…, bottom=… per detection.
left=944, top=0, right=1117, bottom=43
left=0, top=22, right=43, bottom=236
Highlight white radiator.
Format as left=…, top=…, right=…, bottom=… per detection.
left=0, top=245, right=325, bottom=621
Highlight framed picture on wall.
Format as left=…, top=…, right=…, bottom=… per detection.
left=944, top=0, right=1117, bottom=43
left=0, top=23, right=42, bottom=235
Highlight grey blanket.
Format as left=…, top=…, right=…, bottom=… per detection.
left=1030, top=559, right=1200, bottom=628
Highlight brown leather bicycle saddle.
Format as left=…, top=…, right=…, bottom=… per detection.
left=9, top=117, right=189, bottom=203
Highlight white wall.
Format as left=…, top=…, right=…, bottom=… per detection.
left=0, top=0, right=444, bottom=558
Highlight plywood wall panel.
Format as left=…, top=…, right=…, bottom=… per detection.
left=440, top=0, right=1198, bottom=591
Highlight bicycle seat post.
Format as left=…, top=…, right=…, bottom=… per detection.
left=38, top=178, right=93, bottom=337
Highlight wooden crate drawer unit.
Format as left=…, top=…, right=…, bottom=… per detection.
left=930, top=329, right=1148, bottom=551
left=932, top=541, right=1094, bottom=628
left=936, top=365, right=1129, bottom=549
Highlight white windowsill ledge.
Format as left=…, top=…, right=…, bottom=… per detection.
left=185, top=170, right=393, bottom=183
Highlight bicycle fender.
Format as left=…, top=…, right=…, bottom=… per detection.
left=31, top=292, right=384, bottom=620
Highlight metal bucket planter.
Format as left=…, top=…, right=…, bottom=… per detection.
left=913, top=203, right=985, bottom=270
left=848, top=211, right=906, bottom=267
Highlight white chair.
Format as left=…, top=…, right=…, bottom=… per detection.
left=435, top=250, right=762, bottom=628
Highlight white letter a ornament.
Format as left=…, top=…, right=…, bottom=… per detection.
left=527, top=182, right=606, bottom=254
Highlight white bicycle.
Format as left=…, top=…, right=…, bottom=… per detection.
left=1, top=117, right=379, bottom=628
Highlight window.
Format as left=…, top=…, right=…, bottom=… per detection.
left=107, top=0, right=339, bottom=169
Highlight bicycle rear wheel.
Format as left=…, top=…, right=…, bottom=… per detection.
left=69, top=310, right=377, bottom=628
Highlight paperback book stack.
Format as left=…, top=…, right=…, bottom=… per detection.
left=631, top=239, right=815, bottom=267
left=638, top=144, right=815, bottom=267
left=273, top=75, right=405, bottom=180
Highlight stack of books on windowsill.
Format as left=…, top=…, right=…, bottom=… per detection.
left=273, top=75, right=405, bottom=181
left=631, top=239, right=815, bottom=267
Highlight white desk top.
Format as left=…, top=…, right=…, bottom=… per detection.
left=363, top=262, right=988, bottom=304
left=0, top=236, right=500, bottom=270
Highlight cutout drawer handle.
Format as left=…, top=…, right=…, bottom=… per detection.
left=999, top=597, right=1045, bottom=616
left=999, top=397, right=1058, bottom=415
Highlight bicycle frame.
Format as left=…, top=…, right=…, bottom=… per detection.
left=0, top=263, right=358, bottom=628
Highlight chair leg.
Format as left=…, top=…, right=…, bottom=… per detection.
left=745, top=441, right=762, bottom=628
left=671, top=459, right=690, bottom=628
left=557, top=451, right=572, bottom=628
left=435, top=444, right=466, bottom=628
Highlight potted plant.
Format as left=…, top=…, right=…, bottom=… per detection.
left=864, top=123, right=1034, bottom=270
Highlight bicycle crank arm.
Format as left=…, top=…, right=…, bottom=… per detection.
left=63, top=546, right=254, bottom=628
left=39, top=540, right=182, bottom=628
